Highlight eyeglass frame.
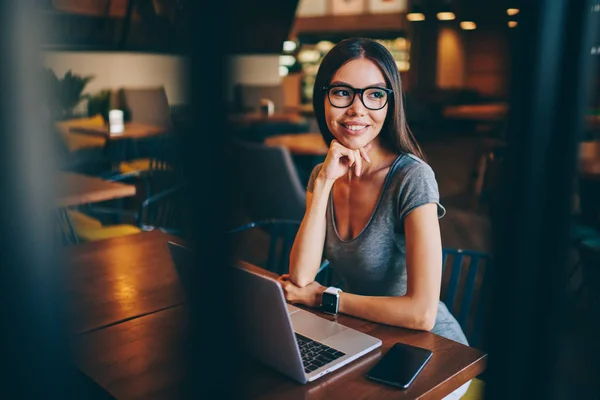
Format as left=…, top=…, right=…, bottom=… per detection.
left=322, top=85, right=394, bottom=111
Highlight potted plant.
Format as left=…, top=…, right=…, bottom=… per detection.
left=87, top=89, right=112, bottom=124
left=43, top=68, right=95, bottom=120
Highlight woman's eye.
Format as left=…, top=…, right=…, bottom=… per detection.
left=332, top=89, right=351, bottom=97
left=368, top=90, right=385, bottom=99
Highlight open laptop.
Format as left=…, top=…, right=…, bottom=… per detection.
left=167, top=241, right=382, bottom=384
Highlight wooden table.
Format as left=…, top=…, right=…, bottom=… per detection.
left=56, top=172, right=136, bottom=208
left=69, top=122, right=166, bottom=140
left=64, top=230, right=184, bottom=335
left=264, top=132, right=328, bottom=156
left=66, top=231, right=487, bottom=399
left=56, top=172, right=137, bottom=244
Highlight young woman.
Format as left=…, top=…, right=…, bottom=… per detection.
left=278, top=38, right=470, bottom=398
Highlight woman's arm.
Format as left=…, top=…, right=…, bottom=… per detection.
left=288, top=177, right=334, bottom=288
left=338, top=203, right=442, bottom=330
left=288, top=140, right=370, bottom=288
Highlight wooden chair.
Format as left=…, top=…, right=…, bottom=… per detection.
left=231, top=140, right=306, bottom=221
left=441, top=248, right=493, bottom=400
left=441, top=248, right=493, bottom=350
left=114, top=87, right=175, bottom=174
left=226, top=219, right=331, bottom=285
left=74, top=181, right=188, bottom=242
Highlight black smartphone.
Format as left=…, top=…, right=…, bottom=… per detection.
left=365, top=342, right=433, bottom=389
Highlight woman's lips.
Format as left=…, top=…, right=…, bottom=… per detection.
left=340, top=122, right=370, bottom=135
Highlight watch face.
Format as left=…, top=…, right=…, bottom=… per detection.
left=322, top=292, right=338, bottom=313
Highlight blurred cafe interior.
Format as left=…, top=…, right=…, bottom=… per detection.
left=1, top=0, right=599, bottom=398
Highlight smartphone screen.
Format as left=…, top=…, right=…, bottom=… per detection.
left=365, top=342, right=433, bottom=389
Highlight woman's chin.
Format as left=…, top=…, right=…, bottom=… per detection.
left=335, top=136, right=370, bottom=150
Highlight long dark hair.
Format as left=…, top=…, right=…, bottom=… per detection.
left=312, top=37, right=425, bottom=160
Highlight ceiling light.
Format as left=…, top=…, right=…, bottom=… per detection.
left=460, top=21, right=477, bottom=30
left=437, top=0, right=455, bottom=21
left=437, top=12, right=455, bottom=20
left=407, top=12, right=425, bottom=21
left=507, top=8, right=520, bottom=16
left=407, top=4, right=425, bottom=21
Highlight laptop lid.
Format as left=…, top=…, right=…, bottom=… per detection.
left=233, top=266, right=307, bottom=383
left=167, top=241, right=306, bottom=383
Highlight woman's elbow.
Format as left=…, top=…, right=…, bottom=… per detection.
left=289, top=271, right=312, bottom=288
left=418, top=314, right=436, bottom=332
left=410, top=306, right=437, bottom=332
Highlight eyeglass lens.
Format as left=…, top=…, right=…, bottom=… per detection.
left=327, top=87, right=389, bottom=110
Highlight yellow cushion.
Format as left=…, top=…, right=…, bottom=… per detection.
left=67, top=210, right=102, bottom=229
left=119, top=159, right=152, bottom=174
left=55, top=114, right=107, bottom=152
left=461, top=378, right=485, bottom=400
left=76, top=224, right=142, bottom=242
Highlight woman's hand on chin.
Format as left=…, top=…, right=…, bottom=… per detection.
left=318, top=140, right=371, bottom=181
left=278, top=274, right=326, bottom=308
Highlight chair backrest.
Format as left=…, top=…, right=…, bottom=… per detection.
left=118, top=87, right=174, bottom=130
left=226, top=219, right=332, bottom=285
left=441, top=248, right=493, bottom=349
left=230, top=140, right=306, bottom=221
left=137, top=181, right=188, bottom=237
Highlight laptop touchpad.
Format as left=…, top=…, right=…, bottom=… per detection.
left=290, top=311, right=347, bottom=341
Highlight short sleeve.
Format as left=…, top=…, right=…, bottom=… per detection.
left=306, top=163, right=323, bottom=193
left=397, top=162, right=446, bottom=220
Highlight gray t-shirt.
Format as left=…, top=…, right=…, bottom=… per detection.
left=307, top=153, right=468, bottom=345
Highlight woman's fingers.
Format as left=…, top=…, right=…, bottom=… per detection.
left=359, top=147, right=371, bottom=163
left=332, top=141, right=350, bottom=160
left=327, top=139, right=376, bottom=178
left=354, top=149, right=362, bottom=177
left=279, top=274, right=299, bottom=302
left=346, top=151, right=356, bottom=169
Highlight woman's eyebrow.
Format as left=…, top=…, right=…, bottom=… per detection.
left=330, top=81, right=388, bottom=87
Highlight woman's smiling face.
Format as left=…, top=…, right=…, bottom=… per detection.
left=324, top=58, right=389, bottom=150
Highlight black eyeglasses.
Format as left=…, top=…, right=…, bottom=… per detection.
left=322, top=85, right=393, bottom=110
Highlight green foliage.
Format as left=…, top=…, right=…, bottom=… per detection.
left=43, top=68, right=95, bottom=119
left=87, top=89, right=112, bottom=123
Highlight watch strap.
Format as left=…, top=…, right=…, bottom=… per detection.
left=324, top=287, right=342, bottom=296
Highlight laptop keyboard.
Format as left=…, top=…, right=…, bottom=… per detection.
left=295, top=333, right=346, bottom=374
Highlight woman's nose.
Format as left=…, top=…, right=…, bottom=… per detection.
left=346, top=94, right=367, bottom=115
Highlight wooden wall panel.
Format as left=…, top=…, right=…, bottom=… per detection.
left=464, top=25, right=509, bottom=97
left=52, top=0, right=140, bottom=19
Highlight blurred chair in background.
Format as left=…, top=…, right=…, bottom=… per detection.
left=441, top=248, right=493, bottom=351
left=441, top=248, right=493, bottom=400
left=112, top=86, right=175, bottom=174
left=231, top=140, right=306, bottom=222
left=75, top=180, right=188, bottom=242
left=53, top=114, right=110, bottom=174
left=226, top=219, right=332, bottom=285
left=117, top=86, right=174, bottom=130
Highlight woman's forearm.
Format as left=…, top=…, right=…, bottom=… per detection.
left=338, top=293, right=438, bottom=331
left=289, top=176, right=334, bottom=287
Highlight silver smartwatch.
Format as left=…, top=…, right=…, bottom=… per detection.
left=321, top=287, right=342, bottom=314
